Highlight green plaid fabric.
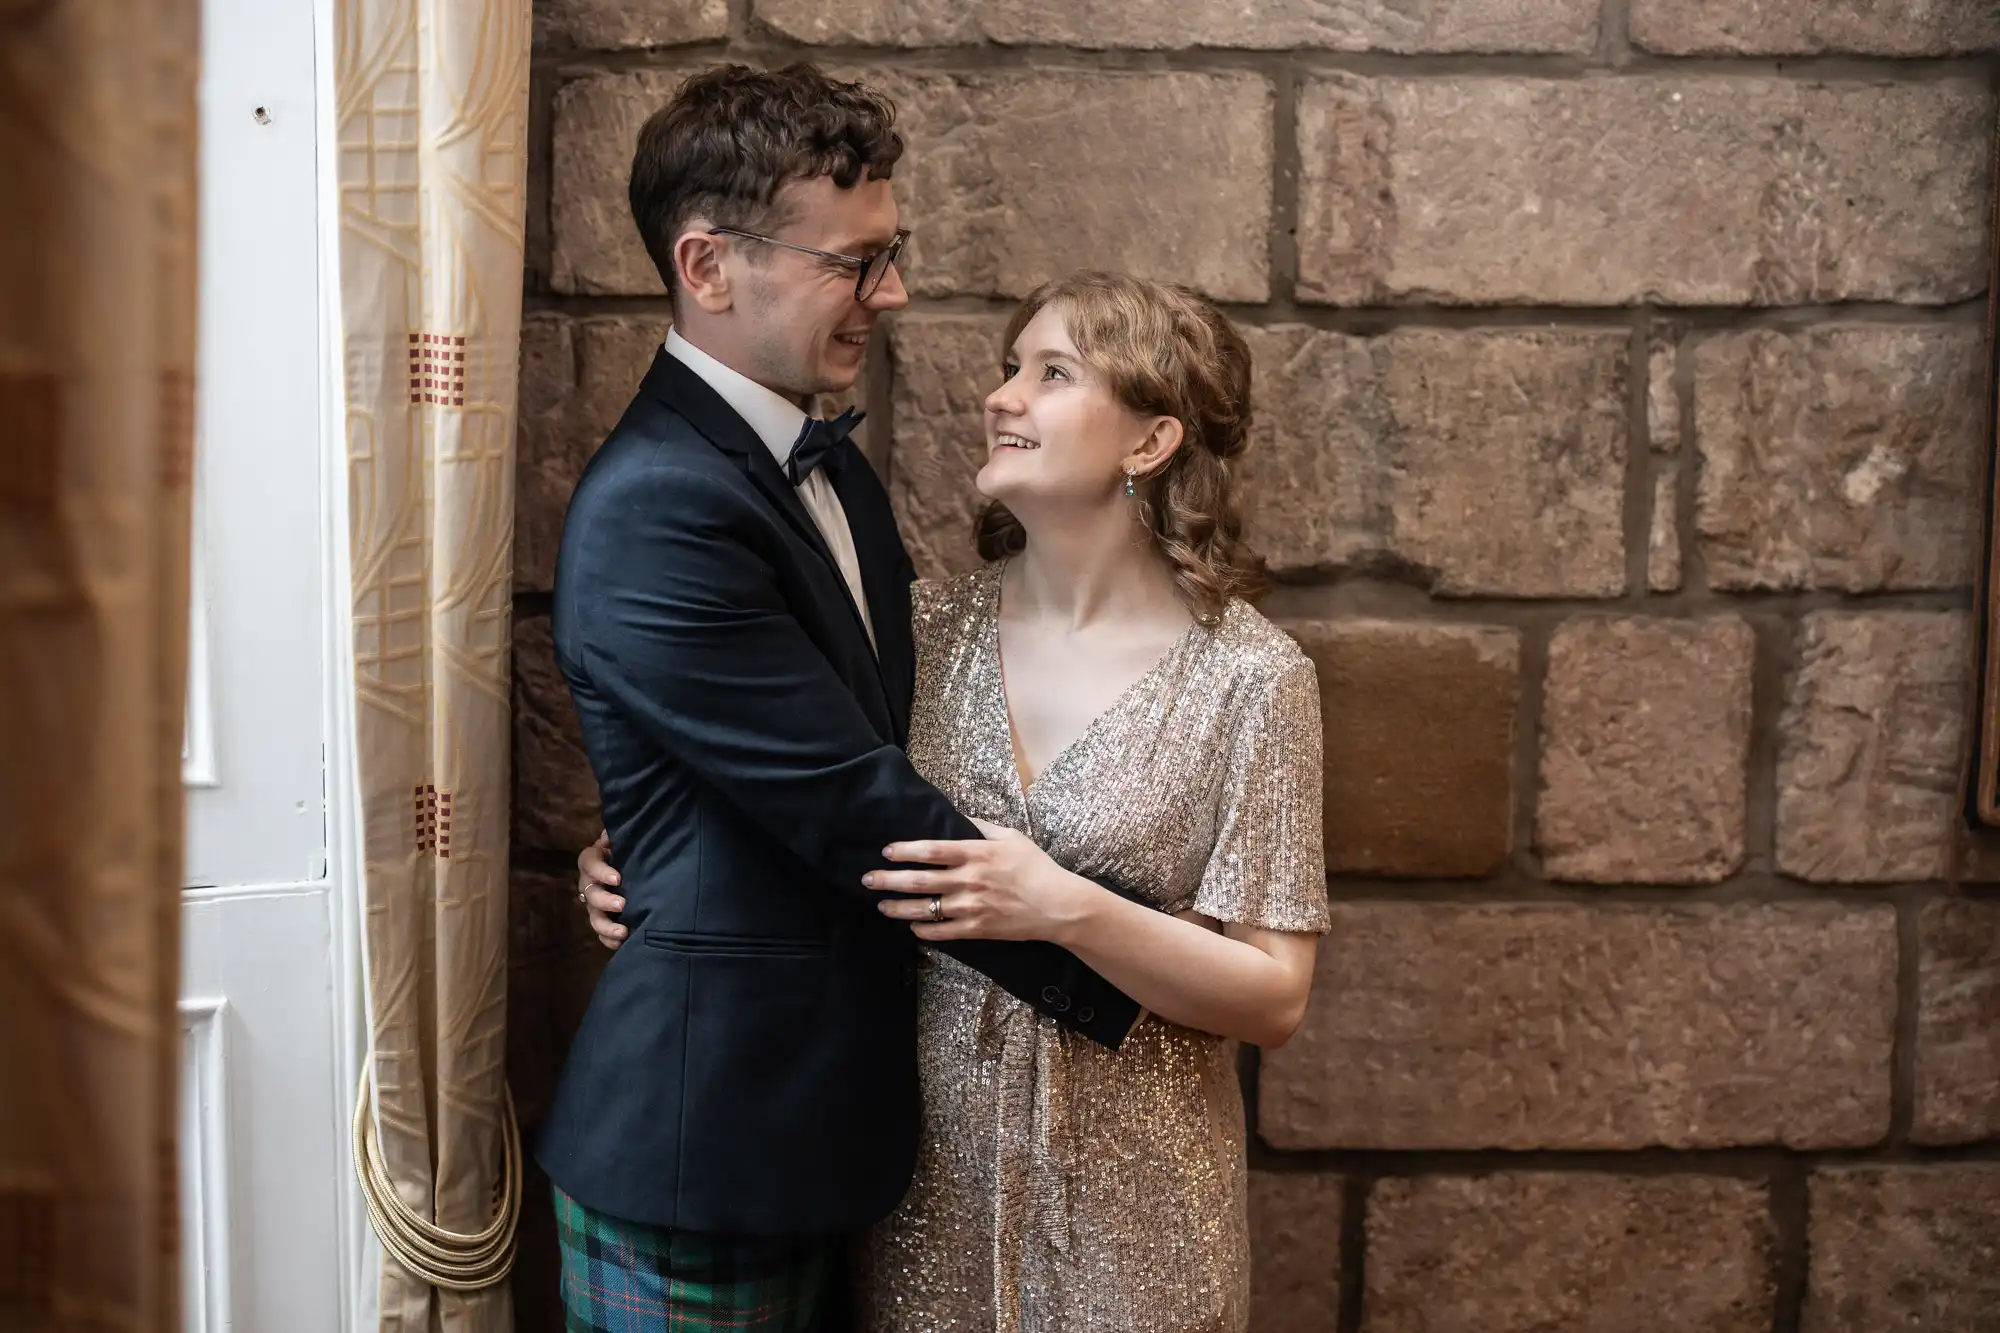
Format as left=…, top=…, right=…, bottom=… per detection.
left=553, top=1185, right=837, bottom=1332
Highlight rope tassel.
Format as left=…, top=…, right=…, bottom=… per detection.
left=352, top=1064, right=523, bottom=1291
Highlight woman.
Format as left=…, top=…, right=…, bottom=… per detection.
left=581, top=272, right=1326, bottom=1331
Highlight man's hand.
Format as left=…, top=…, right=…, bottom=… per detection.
left=578, top=830, right=627, bottom=949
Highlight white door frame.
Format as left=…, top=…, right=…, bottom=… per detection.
left=310, top=0, right=380, bottom=1321
left=180, top=0, right=377, bottom=1324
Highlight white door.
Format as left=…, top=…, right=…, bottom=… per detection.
left=179, top=0, right=359, bottom=1328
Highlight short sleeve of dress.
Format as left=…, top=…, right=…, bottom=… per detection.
left=910, top=576, right=944, bottom=621
left=1192, top=656, right=1329, bottom=933
left=908, top=576, right=953, bottom=693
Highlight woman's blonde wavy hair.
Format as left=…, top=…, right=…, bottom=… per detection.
left=974, top=271, right=1268, bottom=626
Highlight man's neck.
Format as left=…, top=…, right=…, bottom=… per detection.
left=671, top=320, right=808, bottom=410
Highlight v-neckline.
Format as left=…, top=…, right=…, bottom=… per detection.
left=989, top=562, right=1203, bottom=805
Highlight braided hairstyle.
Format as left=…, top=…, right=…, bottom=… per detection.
left=975, top=271, right=1268, bottom=626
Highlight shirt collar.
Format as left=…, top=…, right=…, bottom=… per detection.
left=665, top=328, right=807, bottom=469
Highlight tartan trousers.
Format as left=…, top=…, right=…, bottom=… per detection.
left=553, top=1185, right=841, bottom=1332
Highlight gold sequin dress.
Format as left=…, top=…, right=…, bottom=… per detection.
left=859, top=564, right=1329, bottom=1333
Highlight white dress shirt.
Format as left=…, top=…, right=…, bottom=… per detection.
left=664, top=329, right=876, bottom=652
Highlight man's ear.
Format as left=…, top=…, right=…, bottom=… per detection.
left=672, top=224, right=732, bottom=314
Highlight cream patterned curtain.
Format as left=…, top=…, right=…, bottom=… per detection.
left=334, top=1, right=530, bottom=1326
left=0, top=1, right=200, bottom=1328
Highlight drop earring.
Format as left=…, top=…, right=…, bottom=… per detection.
left=1124, top=469, right=1136, bottom=497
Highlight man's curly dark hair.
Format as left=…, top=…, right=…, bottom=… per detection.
left=629, top=63, right=904, bottom=306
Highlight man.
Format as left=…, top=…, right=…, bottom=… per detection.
left=536, top=63, right=1141, bottom=1332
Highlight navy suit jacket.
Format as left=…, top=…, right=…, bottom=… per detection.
left=535, top=348, right=1142, bottom=1234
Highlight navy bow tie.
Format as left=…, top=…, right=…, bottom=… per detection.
left=783, top=408, right=866, bottom=486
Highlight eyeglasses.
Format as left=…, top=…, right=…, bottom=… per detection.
left=708, top=226, right=910, bottom=302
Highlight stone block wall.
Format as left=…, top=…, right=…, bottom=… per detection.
left=509, top=2, right=2000, bottom=1327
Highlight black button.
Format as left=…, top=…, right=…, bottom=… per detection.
left=1076, top=1006, right=1095, bottom=1024
left=902, top=964, right=919, bottom=987
left=1041, top=985, right=1072, bottom=1013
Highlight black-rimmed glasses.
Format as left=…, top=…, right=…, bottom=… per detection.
left=708, top=226, right=910, bottom=301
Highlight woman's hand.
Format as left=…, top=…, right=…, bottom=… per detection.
left=866, top=817, right=1098, bottom=944
left=577, top=830, right=627, bottom=949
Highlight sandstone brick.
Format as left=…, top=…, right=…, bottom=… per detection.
left=1290, top=620, right=1518, bottom=878
left=889, top=319, right=1629, bottom=594
left=1538, top=617, right=1754, bottom=883
left=551, top=69, right=681, bottom=295
left=1364, top=1174, right=1774, bottom=1333
left=513, top=615, right=601, bottom=855
left=508, top=864, right=601, bottom=972
left=1297, top=76, right=1991, bottom=307
left=1260, top=902, right=1896, bottom=1150
left=886, top=314, right=1004, bottom=579
left=1649, top=470, right=1683, bottom=593
left=1776, top=612, right=1969, bottom=883
left=755, top=0, right=1597, bottom=52
left=1371, top=329, right=1629, bottom=596
left=1804, top=1166, right=2000, bottom=1333
left=527, top=70, right=553, bottom=293
left=536, top=0, right=727, bottom=50
left=1694, top=325, right=1983, bottom=592
left=1914, top=898, right=2000, bottom=1145
left=1957, top=823, right=2000, bottom=885
left=1249, top=1171, right=1344, bottom=1333
left=516, top=312, right=576, bottom=592
left=507, top=866, right=608, bottom=1128
left=1632, top=0, right=2000, bottom=55
left=552, top=69, right=1272, bottom=299
left=867, top=69, right=1272, bottom=301
left=1231, top=325, right=1383, bottom=579
left=517, top=313, right=674, bottom=591
left=1242, top=326, right=1629, bottom=594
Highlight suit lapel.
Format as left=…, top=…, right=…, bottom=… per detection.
left=639, top=348, right=897, bottom=720
left=640, top=351, right=839, bottom=571
left=827, top=442, right=916, bottom=742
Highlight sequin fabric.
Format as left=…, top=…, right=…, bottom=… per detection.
left=859, top=563, right=1329, bottom=1333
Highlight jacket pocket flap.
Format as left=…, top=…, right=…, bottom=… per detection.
left=641, top=929, right=831, bottom=957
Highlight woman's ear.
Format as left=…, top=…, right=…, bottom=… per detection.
left=1126, top=415, right=1185, bottom=479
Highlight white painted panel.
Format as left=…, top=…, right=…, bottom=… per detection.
left=182, top=0, right=326, bottom=889
left=183, top=527, right=219, bottom=788
left=177, top=0, right=365, bottom=1324
left=179, top=998, right=233, bottom=1333
left=180, top=886, right=343, bottom=1333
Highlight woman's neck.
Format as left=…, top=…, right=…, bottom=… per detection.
left=1005, top=502, right=1186, bottom=631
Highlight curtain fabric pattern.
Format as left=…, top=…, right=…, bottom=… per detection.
left=0, top=2, right=201, bottom=1328
left=334, top=0, right=529, bottom=1326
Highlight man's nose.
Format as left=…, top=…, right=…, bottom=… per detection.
left=864, top=261, right=910, bottom=312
